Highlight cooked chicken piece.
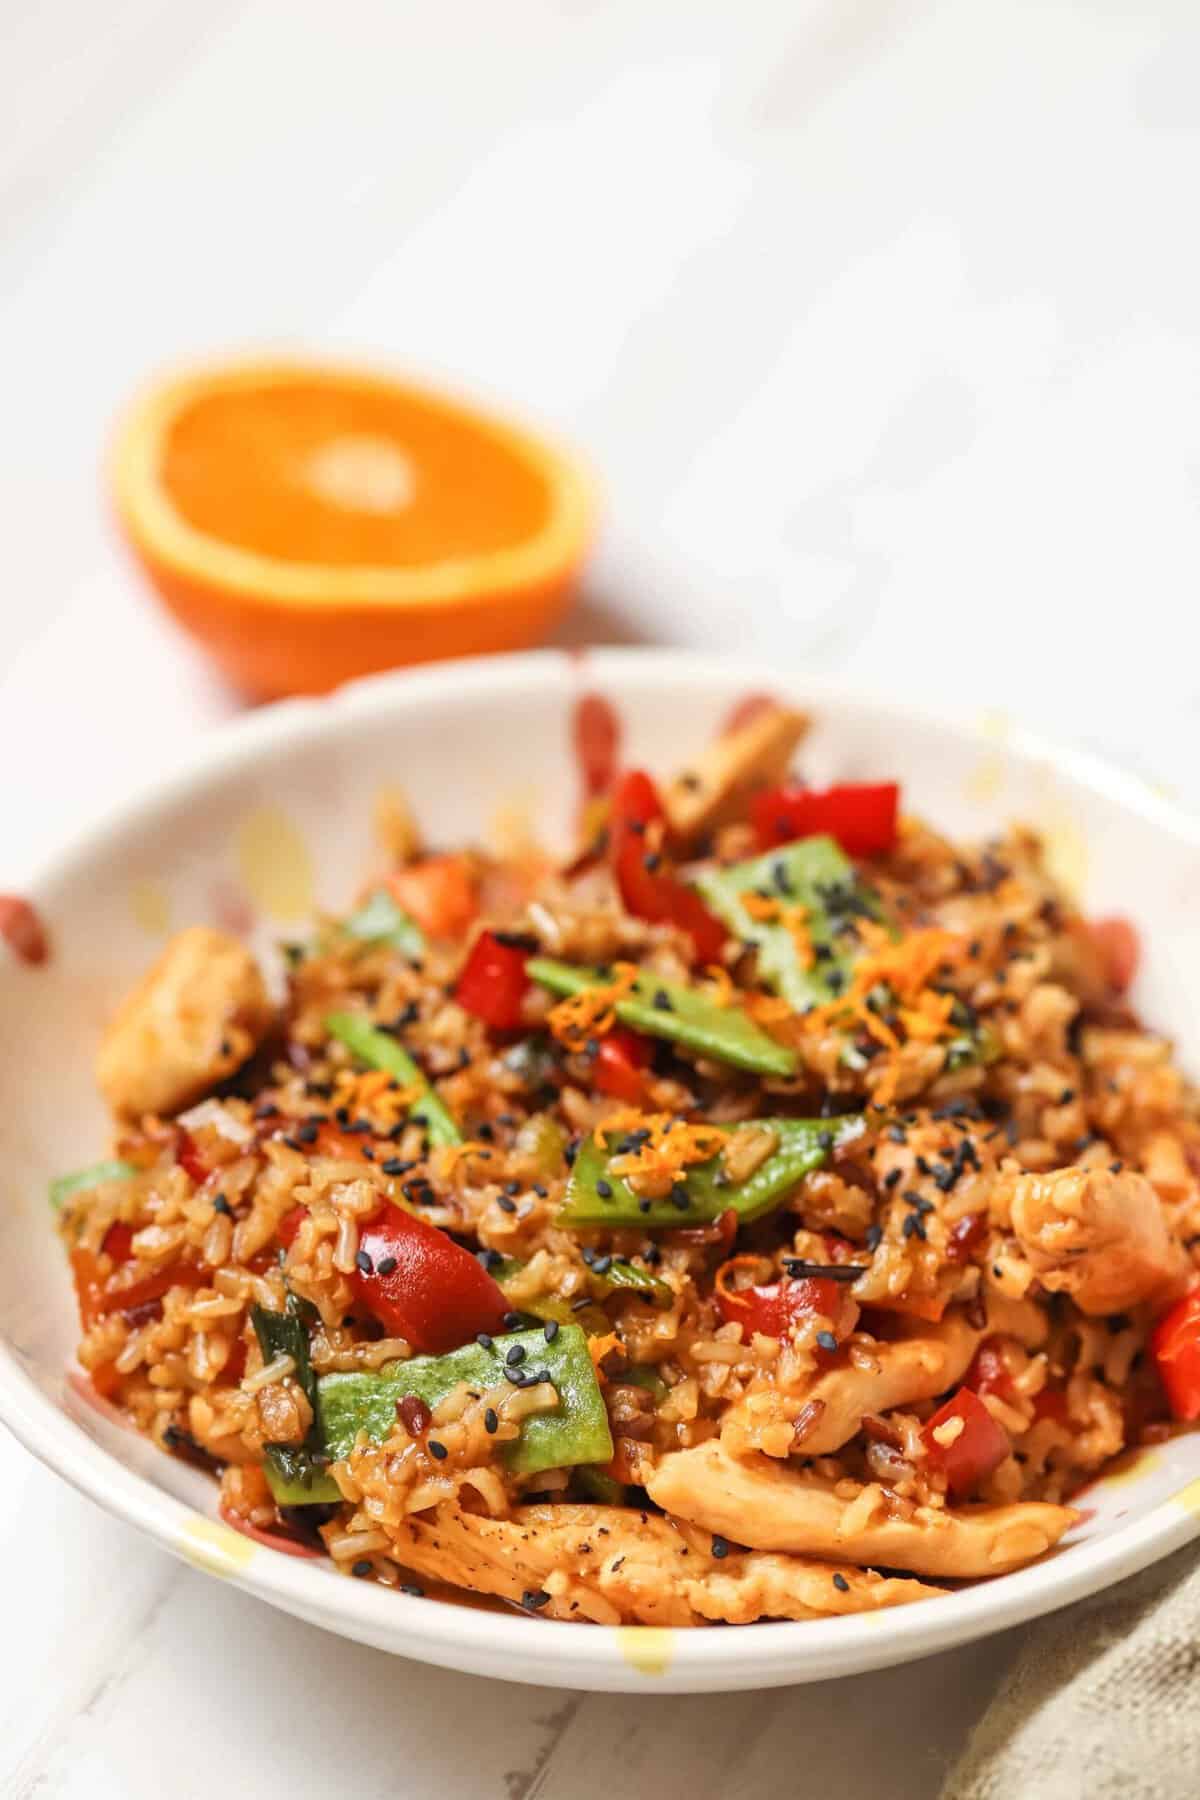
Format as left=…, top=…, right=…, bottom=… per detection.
left=646, top=1440, right=1077, bottom=1579
left=383, top=1501, right=944, bottom=1625
left=97, top=927, right=273, bottom=1119
left=1003, top=1164, right=1189, bottom=1316
left=662, top=705, right=809, bottom=842
left=723, top=1311, right=982, bottom=1459
left=722, top=1291, right=1049, bottom=1461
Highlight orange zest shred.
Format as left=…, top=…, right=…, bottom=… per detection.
left=597, top=1111, right=731, bottom=1199
left=800, top=925, right=967, bottom=1108
left=545, top=961, right=640, bottom=1052
left=741, top=893, right=815, bottom=970
left=702, top=963, right=734, bottom=1007
left=437, top=1141, right=498, bottom=1179
left=587, top=1332, right=623, bottom=1374
left=333, top=1068, right=420, bottom=1129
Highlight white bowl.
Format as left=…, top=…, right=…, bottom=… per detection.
left=3, top=648, right=1199, bottom=1693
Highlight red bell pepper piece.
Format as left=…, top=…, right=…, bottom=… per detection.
left=963, top=1337, right=1018, bottom=1402
left=71, top=1244, right=205, bottom=1329
left=455, top=930, right=531, bottom=1030
left=351, top=1200, right=508, bottom=1354
left=921, top=1387, right=1009, bottom=1496
left=101, top=1221, right=135, bottom=1263
left=609, top=770, right=726, bottom=960
left=1088, top=916, right=1140, bottom=994
left=1151, top=1288, right=1200, bottom=1421
left=715, top=1262, right=847, bottom=1354
left=387, top=856, right=478, bottom=941
left=176, top=1127, right=210, bottom=1186
left=277, top=1204, right=308, bottom=1249
left=751, top=782, right=899, bottom=856
left=592, top=1027, right=653, bottom=1103
left=1031, top=1386, right=1069, bottom=1425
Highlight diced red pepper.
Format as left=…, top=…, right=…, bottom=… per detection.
left=1151, top=1288, right=1200, bottom=1421
left=387, top=856, right=478, bottom=941
left=101, top=1221, right=135, bottom=1263
left=71, top=1244, right=204, bottom=1329
left=176, top=1128, right=210, bottom=1186
left=455, top=930, right=531, bottom=1030
left=609, top=770, right=726, bottom=960
left=946, top=1211, right=988, bottom=1264
left=1088, top=916, right=1140, bottom=994
left=1032, top=1386, right=1069, bottom=1425
left=751, top=782, right=900, bottom=856
left=592, top=1027, right=653, bottom=1103
left=277, top=1204, right=308, bottom=1249
left=351, top=1200, right=508, bottom=1354
left=921, top=1387, right=1009, bottom=1496
left=964, top=1337, right=1018, bottom=1403
left=714, top=1260, right=849, bottom=1355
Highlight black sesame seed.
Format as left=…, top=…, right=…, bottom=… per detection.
left=832, top=1572, right=850, bottom=1592
left=295, top=1122, right=319, bottom=1145
left=642, top=852, right=662, bottom=872
left=590, top=1255, right=613, bottom=1276
left=711, top=1535, right=729, bottom=1560
left=478, top=1249, right=503, bottom=1272
left=213, top=1193, right=232, bottom=1216
left=351, top=1560, right=373, bottom=1577
left=484, top=1407, right=498, bottom=1433
left=476, top=1332, right=494, bottom=1350
left=596, top=1179, right=613, bottom=1200
left=506, top=1344, right=527, bottom=1366
left=652, top=989, right=674, bottom=1012
left=816, top=1330, right=839, bottom=1353
left=670, top=1183, right=691, bottom=1210
left=865, top=1224, right=883, bottom=1252
left=522, top=1588, right=551, bottom=1610
left=400, top=1582, right=424, bottom=1597
left=376, top=1255, right=397, bottom=1275
left=427, top=1439, right=448, bottom=1460
left=355, top=1250, right=374, bottom=1275
left=497, top=1197, right=517, bottom=1214
left=543, top=1319, right=560, bottom=1342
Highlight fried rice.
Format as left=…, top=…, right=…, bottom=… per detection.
left=55, top=705, right=1200, bottom=1626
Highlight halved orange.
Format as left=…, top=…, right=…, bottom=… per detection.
left=111, top=358, right=596, bottom=698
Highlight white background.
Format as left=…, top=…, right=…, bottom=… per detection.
left=4, top=2, right=1200, bottom=1794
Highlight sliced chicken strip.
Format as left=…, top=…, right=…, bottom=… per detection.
left=383, top=1502, right=944, bottom=1625
left=723, top=1311, right=981, bottom=1458
left=1003, top=1165, right=1189, bottom=1316
left=722, top=1293, right=1048, bottom=1461
left=646, top=1440, right=1077, bottom=1579
left=97, top=926, right=274, bottom=1119
left=661, top=705, right=809, bottom=842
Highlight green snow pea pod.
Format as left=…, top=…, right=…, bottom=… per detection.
left=325, top=1011, right=461, bottom=1146
left=559, top=1114, right=863, bottom=1230
left=526, top=958, right=795, bottom=1078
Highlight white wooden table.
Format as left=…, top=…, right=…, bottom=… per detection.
left=5, top=3, right=1200, bottom=1793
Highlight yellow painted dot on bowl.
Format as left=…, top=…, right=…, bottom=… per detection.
left=129, top=877, right=171, bottom=936
left=614, top=1627, right=674, bottom=1677
left=180, top=1514, right=256, bottom=1577
left=235, top=807, right=314, bottom=922
left=1171, top=1477, right=1200, bottom=1519
left=965, top=754, right=1006, bottom=806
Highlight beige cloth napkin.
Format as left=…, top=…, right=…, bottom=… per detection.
left=939, top=1544, right=1200, bottom=1799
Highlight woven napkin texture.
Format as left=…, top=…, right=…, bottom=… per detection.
left=939, top=1543, right=1200, bottom=1800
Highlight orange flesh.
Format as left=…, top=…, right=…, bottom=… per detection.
left=162, top=380, right=553, bottom=567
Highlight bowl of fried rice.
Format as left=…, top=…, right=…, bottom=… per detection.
left=3, top=648, right=1200, bottom=1692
